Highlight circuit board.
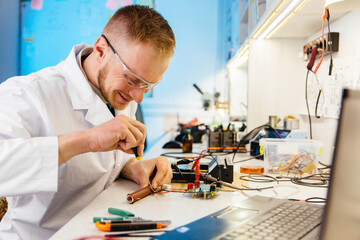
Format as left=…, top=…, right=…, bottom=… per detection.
left=185, top=183, right=222, bottom=199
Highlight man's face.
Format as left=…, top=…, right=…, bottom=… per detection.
left=98, top=39, right=170, bottom=110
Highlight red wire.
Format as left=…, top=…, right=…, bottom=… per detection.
left=313, top=8, right=327, bottom=74
left=156, top=189, right=187, bottom=194
left=191, top=149, right=207, bottom=171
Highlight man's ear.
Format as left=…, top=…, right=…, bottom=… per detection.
left=93, top=37, right=109, bottom=62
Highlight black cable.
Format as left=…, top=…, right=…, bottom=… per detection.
left=233, top=155, right=263, bottom=164
left=240, top=174, right=279, bottom=183
left=288, top=197, right=326, bottom=204
left=200, top=172, right=274, bottom=191
left=290, top=177, right=328, bottom=188
left=327, top=8, right=333, bottom=76
left=160, top=152, right=205, bottom=159
left=231, top=123, right=281, bottom=162
left=306, top=197, right=326, bottom=204
left=318, top=161, right=331, bottom=168
left=305, top=69, right=313, bottom=139
left=315, top=89, right=322, bottom=118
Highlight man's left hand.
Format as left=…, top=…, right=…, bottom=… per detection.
left=121, top=156, right=172, bottom=190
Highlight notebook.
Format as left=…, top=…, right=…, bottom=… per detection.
left=154, top=88, right=360, bottom=240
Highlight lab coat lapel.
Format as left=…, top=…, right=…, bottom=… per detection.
left=85, top=95, right=113, bottom=126
left=62, top=44, right=113, bottom=126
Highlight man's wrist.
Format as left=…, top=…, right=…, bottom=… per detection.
left=58, top=131, right=89, bottom=165
left=120, top=157, right=139, bottom=183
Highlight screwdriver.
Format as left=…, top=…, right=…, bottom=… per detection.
left=132, top=147, right=155, bottom=192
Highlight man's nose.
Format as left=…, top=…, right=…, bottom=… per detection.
left=129, top=88, right=146, bottom=103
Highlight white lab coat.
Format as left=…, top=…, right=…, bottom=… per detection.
left=0, top=44, right=137, bottom=239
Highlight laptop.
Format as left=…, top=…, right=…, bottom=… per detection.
left=154, top=88, right=360, bottom=240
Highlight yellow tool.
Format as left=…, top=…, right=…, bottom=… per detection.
left=132, top=147, right=155, bottom=192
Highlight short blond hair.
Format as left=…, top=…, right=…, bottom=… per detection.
left=103, top=5, right=175, bottom=58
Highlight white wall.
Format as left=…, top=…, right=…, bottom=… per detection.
left=246, top=9, right=360, bottom=164
left=247, top=38, right=306, bottom=127
left=303, top=9, right=360, bottom=164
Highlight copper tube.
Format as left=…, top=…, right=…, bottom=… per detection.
left=127, top=186, right=153, bottom=204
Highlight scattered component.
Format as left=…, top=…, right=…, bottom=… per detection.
left=126, top=186, right=153, bottom=204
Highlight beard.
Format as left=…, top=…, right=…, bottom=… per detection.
left=97, top=63, right=128, bottom=110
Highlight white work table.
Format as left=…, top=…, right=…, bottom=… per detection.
left=51, top=132, right=328, bottom=240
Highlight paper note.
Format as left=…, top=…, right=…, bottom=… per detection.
left=120, top=0, right=133, bottom=7
left=31, top=0, right=43, bottom=10
left=106, top=0, right=119, bottom=10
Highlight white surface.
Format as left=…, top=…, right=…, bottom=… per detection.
left=51, top=133, right=328, bottom=240
left=51, top=176, right=327, bottom=240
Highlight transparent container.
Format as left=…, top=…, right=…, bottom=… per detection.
left=260, top=138, right=323, bottom=176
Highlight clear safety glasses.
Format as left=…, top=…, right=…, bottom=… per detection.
left=101, top=34, right=161, bottom=90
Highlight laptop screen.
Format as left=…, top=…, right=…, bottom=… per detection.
left=320, top=89, right=360, bottom=239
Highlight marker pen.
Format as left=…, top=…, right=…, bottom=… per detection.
left=95, top=221, right=168, bottom=232
left=100, top=219, right=172, bottom=225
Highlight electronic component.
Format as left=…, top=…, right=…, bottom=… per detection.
left=207, top=155, right=234, bottom=183
left=171, top=155, right=234, bottom=183
left=184, top=182, right=222, bottom=199
left=303, top=32, right=339, bottom=61
left=182, top=150, right=223, bottom=199
left=208, top=125, right=246, bottom=153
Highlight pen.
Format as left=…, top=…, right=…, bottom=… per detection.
left=101, top=219, right=171, bottom=225
left=95, top=221, right=168, bottom=232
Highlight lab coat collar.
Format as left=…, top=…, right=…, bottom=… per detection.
left=62, top=44, right=113, bottom=126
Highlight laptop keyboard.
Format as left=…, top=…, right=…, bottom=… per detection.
left=218, top=202, right=324, bottom=240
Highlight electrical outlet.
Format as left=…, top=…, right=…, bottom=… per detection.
left=303, top=32, right=339, bottom=61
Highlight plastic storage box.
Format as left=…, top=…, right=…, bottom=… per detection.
left=259, top=138, right=322, bottom=176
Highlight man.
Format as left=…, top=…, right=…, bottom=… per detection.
left=0, top=5, right=175, bottom=239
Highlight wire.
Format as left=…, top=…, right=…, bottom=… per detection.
left=313, top=8, right=327, bottom=74
left=233, top=155, right=263, bottom=164
left=200, top=172, right=274, bottom=191
left=305, top=69, right=313, bottom=139
left=290, top=176, right=328, bottom=188
left=327, top=8, right=333, bottom=76
left=231, top=123, right=282, bottom=162
left=289, top=197, right=326, bottom=204
left=273, top=184, right=300, bottom=199
left=312, top=71, right=325, bottom=119
left=240, top=174, right=279, bottom=183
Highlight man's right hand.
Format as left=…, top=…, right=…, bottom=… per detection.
left=58, top=114, right=146, bottom=165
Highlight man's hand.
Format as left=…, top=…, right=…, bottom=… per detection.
left=58, top=114, right=146, bottom=165
left=85, top=114, right=146, bottom=155
left=121, top=156, right=173, bottom=189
